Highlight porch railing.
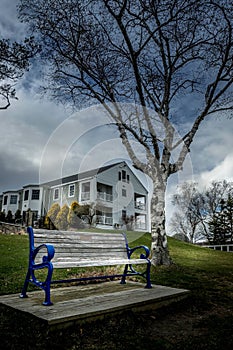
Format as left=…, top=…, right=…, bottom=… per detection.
left=97, top=215, right=113, bottom=225
left=97, top=192, right=113, bottom=202
left=134, top=202, right=146, bottom=210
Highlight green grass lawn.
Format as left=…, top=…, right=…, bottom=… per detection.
left=1, top=231, right=233, bottom=298
left=1, top=231, right=233, bottom=350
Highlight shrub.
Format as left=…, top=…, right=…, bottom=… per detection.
left=44, top=203, right=60, bottom=229
left=14, top=209, right=22, bottom=223
left=6, top=210, right=13, bottom=223
left=68, top=201, right=84, bottom=228
left=55, top=204, right=69, bottom=230
left=0, top=211, right=6, bottom=222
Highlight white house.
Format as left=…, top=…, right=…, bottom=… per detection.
left=21, top=184, right=44, bottom=223
left=0, top=161, right=149, bottom=231
left=1, top=190, right=21, bottom=216
left=43, top=161, right=149, bottom=231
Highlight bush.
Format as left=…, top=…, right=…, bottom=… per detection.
left=0, top=211, right=6, bottom=222
left=55, top=204, right=69, bottom=230
left=44, top=203, right=60, bottom=229
left=14, top=209, right=22, bottom=224
left=6, top=210, right=13, bottom=223
left=68, top=201, right=85, bottom=229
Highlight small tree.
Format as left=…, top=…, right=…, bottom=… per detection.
left=68, top=201, right=84, bottom=228
left=171, top=180, right=233, bottom=243
left=224, top=195, right=233, bottom=242
left=6, top=210, right=13, bottom=223
left=76, top=203, right=96, bottom=227
left=0, top=211, right=6, bottom=222
left=55, top=204, right=69, bottom=230
left=122, top=215, right=135, bottom=231
left=44, top=203, right=60, bottom=229
left=171, top=182, right=203, bottom=243
left=14, top=209, right=22, bottom=224
left=208, top=194, right=233, bottom=244
left=25, top=208, right=33, bottom=226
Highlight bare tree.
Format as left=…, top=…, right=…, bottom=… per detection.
left=171, top=180, right=233, bottom=243
left=171, top=182, right=203, bottom=243
left=19, top=0, right=233, bottom=265
left=0, top=37, right=37, bottom=110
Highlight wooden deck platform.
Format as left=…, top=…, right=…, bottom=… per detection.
left=0, top=282, right=189, bottom=328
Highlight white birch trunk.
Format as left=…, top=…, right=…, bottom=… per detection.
left=150, top=178, right=172, bottom=266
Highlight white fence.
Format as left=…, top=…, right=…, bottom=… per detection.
left=202, top=244, right=233, bottom=252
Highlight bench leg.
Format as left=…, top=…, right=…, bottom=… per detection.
left=120, top=264, right=128, bottom=284
left=145, top=262, right=152, bottom=289
left=19, top=269, right=31, bottom=299
left=43, top=285, right=53, bottom=306
left=42, top=262, right=54, bottom=306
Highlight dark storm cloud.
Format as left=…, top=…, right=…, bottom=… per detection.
left=0, top=0, right=232, bottom=197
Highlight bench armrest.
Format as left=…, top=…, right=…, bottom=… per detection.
left=128, top=245, right=150, bottom=260
left=32, top=244, right=55, bottom=263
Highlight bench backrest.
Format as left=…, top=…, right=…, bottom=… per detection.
left=31, top=229, right=129, bottom=263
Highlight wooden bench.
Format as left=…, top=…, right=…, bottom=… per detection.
left=20, top=226, right=152, bottom=305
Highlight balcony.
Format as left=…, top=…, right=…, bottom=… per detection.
left=135, top=222, right=146, bottom=230
left=134, top=201, right=146, bottom=210
left=97, top=191, right=113, bottom=202
left=97, top=215, right=113, bottom=225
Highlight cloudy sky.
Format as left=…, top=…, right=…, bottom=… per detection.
left=0, top=1, right=232, bottom=218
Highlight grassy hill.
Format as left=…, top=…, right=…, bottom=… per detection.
left=1, top=232, right=233, bottom=349
left=0, top=232, right=233, bottom=295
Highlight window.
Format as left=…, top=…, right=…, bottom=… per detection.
left=122, top=210, right=127, bottom=222
left=3, top=195, right=8, bottom=205
left=119, top=170, right=130, bottom=183
left=69, top=184, right=75, bottom=197
left=81, top=182, right=90, bottom=201
left=54, top=188, right=59, bottom=200
left=122, top=189, right=127, bottom=197
left=24, top=190, right=29, bottom=201
left=10, top=195, right=17, bottom=204
left=31, top=189, right=40, bottom=200
left=122, top=170, right=126, bottom=182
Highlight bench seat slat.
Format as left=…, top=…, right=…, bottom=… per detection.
left=34, top=231, right=126, bottom=241
left=36, top=254, right=128, bottom=263
left=52, top=258, right=148, bottom=268
left=35, top=252, right=129, bottom=262
left=34, top=243, right=127, bottom=249
left=34, top=235, right=126, bottom=241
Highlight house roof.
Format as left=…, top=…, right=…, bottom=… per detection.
left=2, top=189, right=22, bottom=194
left=0, top=161, right=148, bottom=195
left=41, top=161, right=124, bottom=187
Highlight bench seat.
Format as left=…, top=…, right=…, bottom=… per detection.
left=52, top=258, right=149, bottom=268
left=20, top=227, right=152, bottom=305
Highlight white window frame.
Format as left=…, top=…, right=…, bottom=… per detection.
left=69, top=184, right=75, bottom=197
left=10, top=195, right=18, bottom=205
left=53, top=188, right=60, bottom=200
left=31, top=189, right=40, bottom=200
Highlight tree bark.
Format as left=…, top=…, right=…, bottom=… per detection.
left=150, top=179, right=172, bottom=266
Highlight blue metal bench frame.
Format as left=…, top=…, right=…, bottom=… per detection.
left=20, top=227, right=152, bottom=305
